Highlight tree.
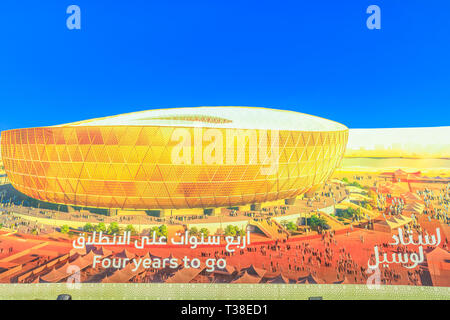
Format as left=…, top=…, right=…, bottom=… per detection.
left=149, top=225, right=168, bottom=238
left=236, top=227, right=246, bottom=237
left=199, top=228, right=210, bottom=237
left=150, top=226, right=160, bottom=236
left=224, top=225, right=245, bottom=237
left=309, top=215, right=328, bottom=230
left=95, top=222, right=107, bottom=233
left=336, top=207, right=359, bottom=219
left=60, top=225, right=70, bottom=234
left=107, top=222, right=120, bottom=235
left=224, top=225, right=237, bottom=237
left=286, top=221, right=297, bottom=231
left=159, top=225, right=168, bottom=238
left=189, top=227, right=199, bottom=236
left=83, top=223, right=94, bottom=232
left=125, top=224, right=137, bottom=235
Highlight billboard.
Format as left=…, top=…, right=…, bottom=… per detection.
left=0, top=1, right=448, bottom=301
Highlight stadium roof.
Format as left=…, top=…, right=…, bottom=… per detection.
left=57, top=106, right=347, bottom=132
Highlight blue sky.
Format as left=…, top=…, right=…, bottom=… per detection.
left=0, top=0, right=449, bottom=132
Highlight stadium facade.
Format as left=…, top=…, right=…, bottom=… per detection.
left=0, top=107, right=348, bottom=211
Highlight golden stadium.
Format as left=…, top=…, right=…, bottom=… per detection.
left=0, top=107, right=348, bottom=210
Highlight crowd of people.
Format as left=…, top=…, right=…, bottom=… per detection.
left=420, top=186, right=450, bottom=224
left=0, top=210, right=56, bottom=235
left=0, top=174, right=448, bottom=286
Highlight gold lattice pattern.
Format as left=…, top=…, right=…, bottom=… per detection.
left=0, top=127, right=348, bottom=209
